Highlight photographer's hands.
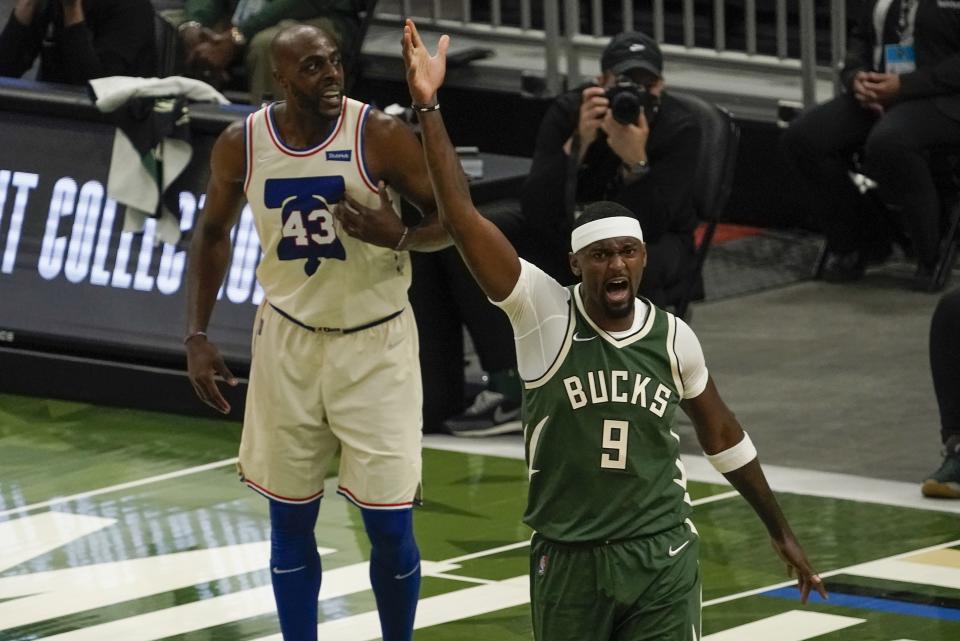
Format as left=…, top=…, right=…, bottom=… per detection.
left=603, top=107, right=649, bottom=168
left=565, top=84, right=650, bottom=168
left=564, top=86, right=608, bottom=161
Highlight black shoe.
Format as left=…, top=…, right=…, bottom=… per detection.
left=443, top=390, right=522, bottom=437
left=820, top=250, right=867, bottom=282
left=910, top=263, right=937, bottom=292
left=922, top=436, right=960, bottom=499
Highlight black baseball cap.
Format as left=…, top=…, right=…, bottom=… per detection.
left=601, top=31, right=663, bottom=77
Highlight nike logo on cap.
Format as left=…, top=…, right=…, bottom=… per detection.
left=668, top=540, right=691, bottom=557
left=629, top=43, right=646, bottom=52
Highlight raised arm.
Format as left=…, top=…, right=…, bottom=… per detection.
left=401, top=19, right=520, bottom=301
left=184, top=121, right=246, bottom=414
left=682, top=377, right=828, bottom=604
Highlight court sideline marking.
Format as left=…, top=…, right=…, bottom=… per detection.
left=422, top=434, right=960, bottom=515
left=0, top=457, right=239, bottom=519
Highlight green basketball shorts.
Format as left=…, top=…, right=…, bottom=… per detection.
left=530, top=522, right=701, bottom=641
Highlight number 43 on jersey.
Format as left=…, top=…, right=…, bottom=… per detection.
left=265, top=176, right=347, bottom=276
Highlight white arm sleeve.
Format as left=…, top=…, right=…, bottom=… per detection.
left=490, top=259, right=571, bottom=381
left=675, top=317, right=709, bottom=399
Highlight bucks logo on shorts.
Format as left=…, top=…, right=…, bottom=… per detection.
left=537, top=554, right=549, bottom=576
left=522, top=287, right=692, bottom=543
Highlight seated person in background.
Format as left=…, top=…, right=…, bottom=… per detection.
left=176, top=0, right=360, bottom=101
left=922, top=286, right=960, bottom=499
left=522, top=31, right=701, bottom=308
left=780, top=0, right=960, bottom=287
left=0, top=0, right=157, bottom=84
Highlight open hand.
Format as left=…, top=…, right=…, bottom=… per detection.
left=186, top=336, right=237, bottom=414
left=333, top=182, right=406, bottom=249
left=402, top=19, right=449, bottom=106
left=771, top=535, right=828, bottom=604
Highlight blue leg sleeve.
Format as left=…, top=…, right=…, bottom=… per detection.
left=269, top=498, right=322, bottom=641
left=361, top=508, right=421, bottom=641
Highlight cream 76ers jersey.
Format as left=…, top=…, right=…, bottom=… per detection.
left=243, top=97, right=410, bottom=328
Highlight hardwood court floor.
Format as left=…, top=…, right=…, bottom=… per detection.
left=2, top=393, right=960, bottom=640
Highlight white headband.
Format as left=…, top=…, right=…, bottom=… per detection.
left=570, top=216, right=644, bottom=253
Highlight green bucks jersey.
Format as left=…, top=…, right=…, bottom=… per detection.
left=522, top=286, right=693, bottom=542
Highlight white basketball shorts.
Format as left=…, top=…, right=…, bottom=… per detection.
left=238, top=301, right=423, bottom=509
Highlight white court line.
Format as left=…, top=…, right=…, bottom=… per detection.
left=445, top=540, right=531, bottom=563
left=0, top=512, right=115, bottom=572
left=423, top=434, right=960, bottom=515
left=703, top=536, right=960, bottom=607
left=7, top=435, right=951, bottom=522
left=0, top=457, right=239, bottom=519
left=429, top=573, right=499, bottom=585
left=251, top=575, right=531, bottom=641
left=702, top=611, right=865, bottom=641
left=690, top=490, right=740, bottom=506
left=438, top=490, right=741, bottom=567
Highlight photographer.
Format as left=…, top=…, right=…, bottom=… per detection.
left=522, top=31, right=701, bottom=306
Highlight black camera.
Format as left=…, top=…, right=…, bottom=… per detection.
left=605, top=78, right=659, bottom=125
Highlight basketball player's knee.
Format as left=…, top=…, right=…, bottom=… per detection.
left=269, top=499, right=321, bottom=565
left=362, top=509, right=418, bottom=570
left=270, top=498, right=320, bottom=537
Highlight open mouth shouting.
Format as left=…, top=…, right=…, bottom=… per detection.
left=604, top=276, right=633, bottom=307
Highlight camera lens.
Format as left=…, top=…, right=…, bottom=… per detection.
left=605, top=84, right=643, bottom=125
left=610, top=91, right=642, bottom=125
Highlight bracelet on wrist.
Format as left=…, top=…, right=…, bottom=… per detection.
left=184, top=330, right=207, bottom=344
left=229, top=25, right=247, bottom=48
left=393, top=226, right=411, bottom=251
left=413, top=102, right=440, bottom=113
left=178, top=20, right=202, bottom=33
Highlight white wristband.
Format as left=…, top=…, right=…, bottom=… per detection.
left=705, top=432, right=757, bottom=474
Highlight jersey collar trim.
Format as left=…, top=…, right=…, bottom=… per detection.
left=573, top=284, right=656, bottom=348
left=265, top=98, right=347, bottom=157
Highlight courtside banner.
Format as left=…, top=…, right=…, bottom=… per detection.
left=0, top=110, right=259, bottom=365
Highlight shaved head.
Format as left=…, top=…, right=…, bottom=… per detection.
left=268, top=23, right=344, bottom=120
left=270, top=24, right=337, bottom=72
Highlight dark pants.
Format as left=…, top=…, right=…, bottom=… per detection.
left=409, top=248, right=517, bottom=433
left=781, top=94, right=960, bottom=266
left=931, top=287, right=960, bottom=443
left=639, top=231, right=696, bottom=308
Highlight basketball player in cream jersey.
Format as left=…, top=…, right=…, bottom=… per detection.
left=403, top=19, right=827, bottom=641
left=185, top=25, right=449, bottom=641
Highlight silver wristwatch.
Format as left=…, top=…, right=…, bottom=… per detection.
left=624, top=158, right=650, bottom=177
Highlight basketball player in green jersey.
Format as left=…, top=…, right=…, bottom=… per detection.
left=402, top=20, right=827, bottom=641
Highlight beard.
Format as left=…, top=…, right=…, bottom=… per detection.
left=289, top=84, right=340, bottom=119
left=601, top=296, right=634, bottom=319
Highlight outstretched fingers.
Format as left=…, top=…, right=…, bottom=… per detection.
left=405, top=19, right=423, bottom=49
